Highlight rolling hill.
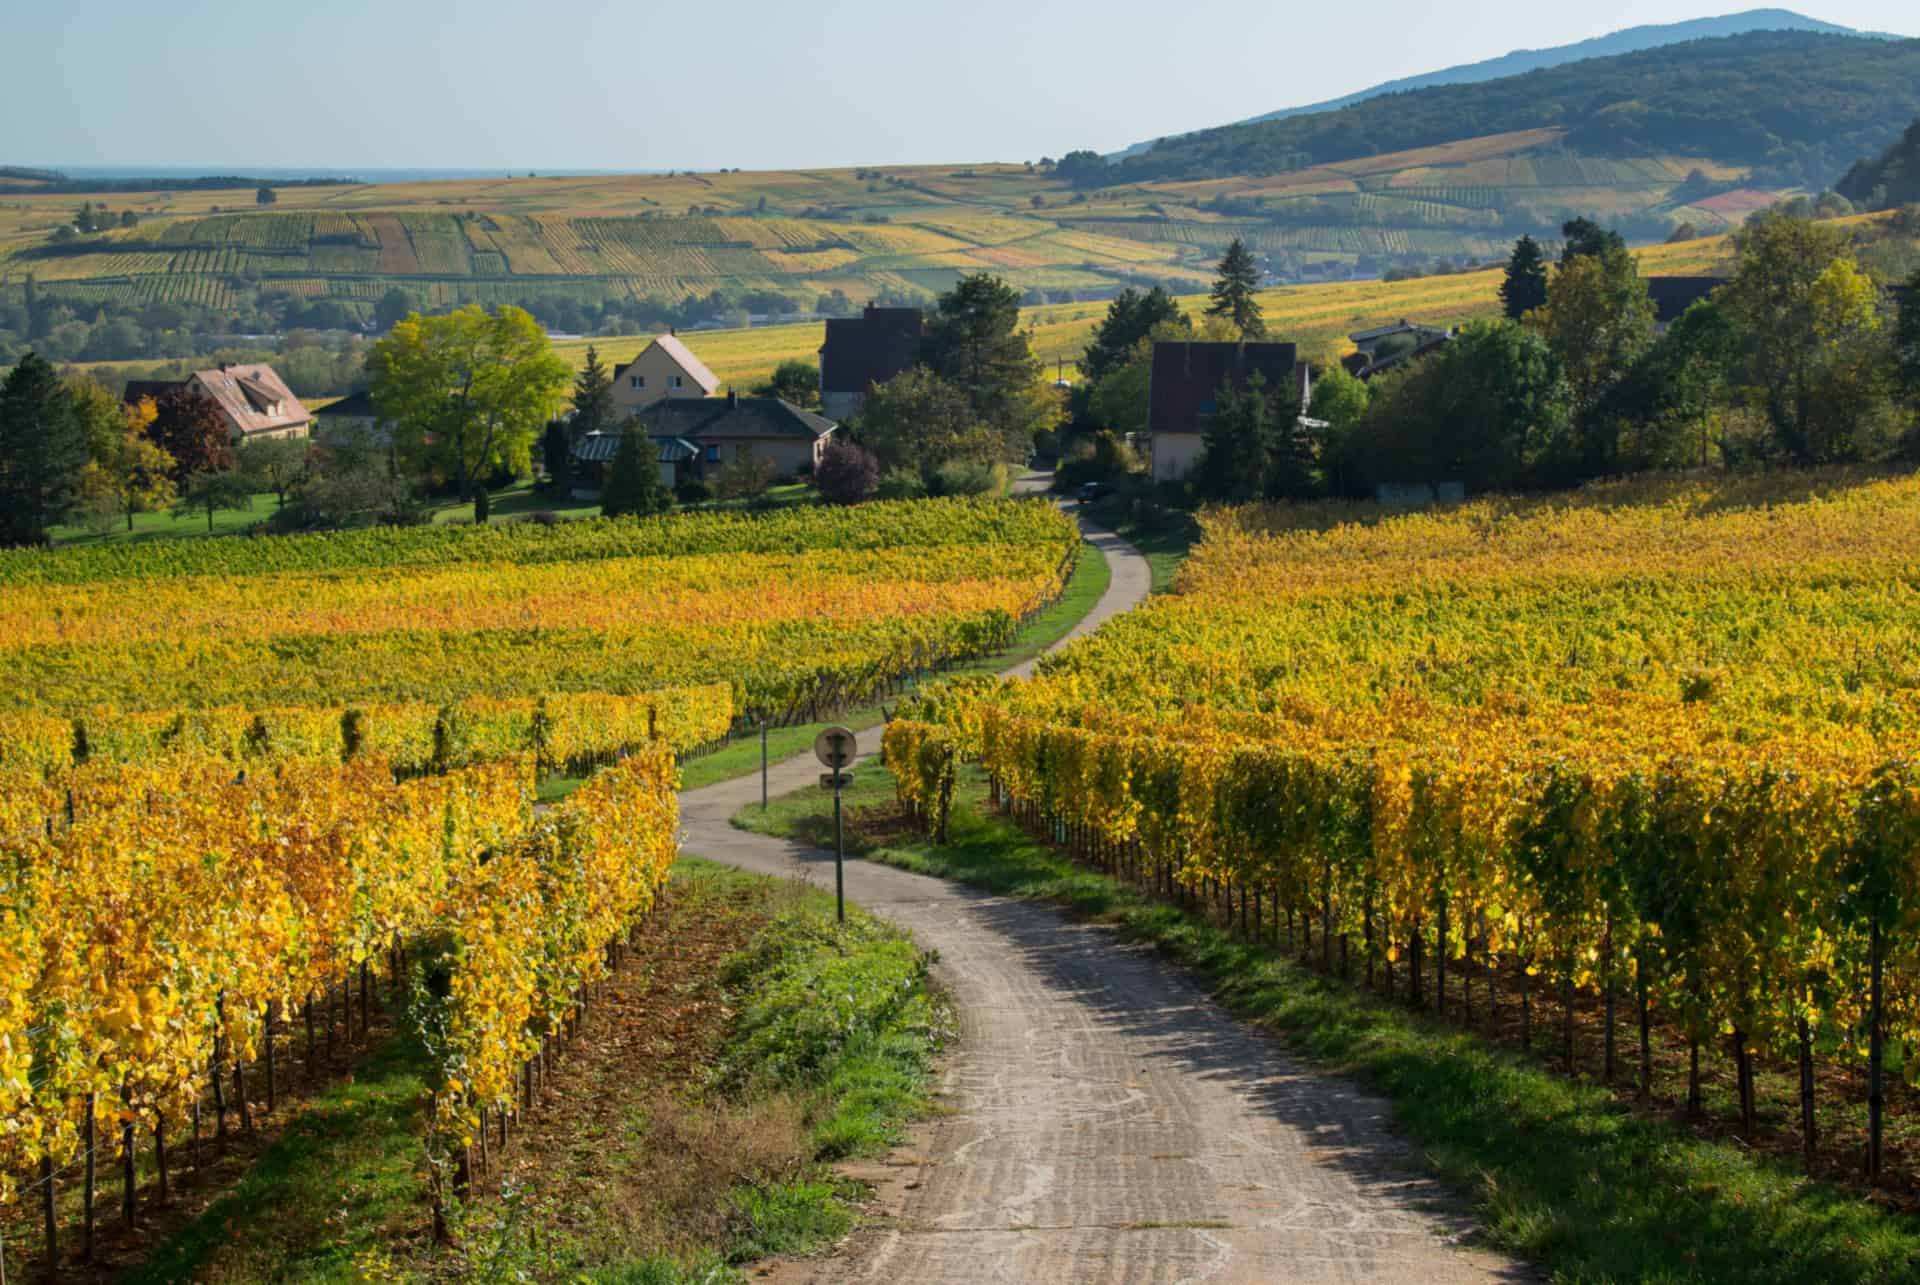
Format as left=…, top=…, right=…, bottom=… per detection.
left=1111, top=10, right=1897, bottom=158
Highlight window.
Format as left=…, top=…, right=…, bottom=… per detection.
left=704, top=445, right=720, bottom=463
left=630, top=375, right=646, bottom=389
left=669, top=375, right=684, bottom=389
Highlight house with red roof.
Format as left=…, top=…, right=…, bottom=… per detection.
left=124, top=362, right=311, bottom=442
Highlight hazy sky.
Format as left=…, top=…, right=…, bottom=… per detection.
left=5, top=2, right=1916, bottom=171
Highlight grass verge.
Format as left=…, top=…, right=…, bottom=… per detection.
left=1081, top=494, right=1196, bottom=593
left=736, top=760, right=1920, bottom=1284
left=131, top=860, right=943, bottom=1284
left=675, top=539, right=1108, bottom=793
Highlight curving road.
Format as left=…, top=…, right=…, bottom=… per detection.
left=678, top=485, right=1521, bottom=1284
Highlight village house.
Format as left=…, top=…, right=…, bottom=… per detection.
left=819, top=304, right=922, bottom=421
left=309, top=389, right=387, bottom=444
left=124, top=362, right=311, bottom=442
left=611, top=334, right=722, bottom=412
left=1146, top=340, right=1311, bottom=483
left=623, top=391, right=837, bottom=481
left=569, top=431, right=700, bottom=492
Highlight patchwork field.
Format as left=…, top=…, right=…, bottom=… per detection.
left=0, top=130, right=1780, bottom=325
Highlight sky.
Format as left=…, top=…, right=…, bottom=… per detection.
left=4, top=1, right=1916, bottom=173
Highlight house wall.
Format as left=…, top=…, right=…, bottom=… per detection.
left=695, top=435, right=826, bottom=480
left=613, top=346, right=705, bottom=412
left=1150, top=432, right=1204, bottom=482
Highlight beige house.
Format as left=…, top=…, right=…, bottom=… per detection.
left=612, top=334, right=722, bottom=411
left=1146, top=341, right=1310, bottom=483
left=124, top=362, right=311, bottom=442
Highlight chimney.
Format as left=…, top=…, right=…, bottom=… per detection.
left=669, top=325, right=676, bottom=337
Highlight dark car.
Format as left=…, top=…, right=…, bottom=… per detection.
left=1076, top=481, right=1107, bottom=502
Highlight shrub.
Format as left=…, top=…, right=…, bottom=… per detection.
left=676, top=476, right=715, bottom=504
left=875, top=468, right=928, bottom=501
left=814, top=440, right=880, bottom=504
left=928, top=458, right=1000, bottom=497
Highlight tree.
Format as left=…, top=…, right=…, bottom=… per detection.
left=1499, top=236, right=1550, bottom=320
left=814, top=438, right=879, bottom=504
left=1206, top=239, right=1265, bottom=337
left=237, top=435, right=310, bottom=510
left=119, top=210, right=138, bottom=229
left=1589, top=300, right=1737, bottom=473
left=713, top=448, right=776, bottom=501
left=921, top=274, right=1049, bottom=454
left=1720, top=210, right=1890, bottom=462
left=570, top=344, right=617, bottom=442
left=1560, top=217, right=1625, bottom=265
left=854, top=368, right=1001, bottom=475
left=150, top=387, right=234, bottom=481
left=1344, top=320, right=1568, bottom=493
left=1530, top=242, right=1656, bottom=415
left=374, top=287, right=420, bottom=333
left=0, top=353, right=88, bottom=545
left=600, top=419, right=673, bottom=518
left=754, top=358, right=821, bottom=408
left=173, top=469, right=255, bottom=533
left=542, top=420, right=572, bottom=495
left=81, top=396, right=177, bottom=530
left=66, top=373, right=132, bottom=465
left=256, top=185, right=277, bottom=206
left=1307, top=364, right=1372, bottom=495
left=1081, top=286, right=1188, bottom=384
left=1896, top=269, right=1920, bottom=404
left=368, top=305, right=571, bottom=519
left=1193, top=372, right=1274, bottom=503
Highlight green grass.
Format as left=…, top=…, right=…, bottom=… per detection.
left=1083, top=493, right=1197, bottom=594
left=674, top=540, right=1109, bottom=793
left=736, top=762, right=1920, bottom=1284
left=49, top=490, right=278, bottom=546
left=131, top=859, right=943, bottom=1284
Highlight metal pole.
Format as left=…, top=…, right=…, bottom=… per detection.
left=761, top=720, right=769, bottom=811
left=834, top=784, right=845, bottom=926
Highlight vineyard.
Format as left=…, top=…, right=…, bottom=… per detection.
left=0, top=130, right=1771, bottom=324
left=0, top=497, right=1078, bottom=1269
left=887, top=469, right=1920, bottom=1182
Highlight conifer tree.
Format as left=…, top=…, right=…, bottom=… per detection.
left=0, top=352, right=87, bottom=546
left=570, top=344, right=617, bottom=443
left=1500, top=235, right=1550, bottom=320
left=1205, top=239, right=1265, bottom=338
left=600, top=420, right=673, bottom=518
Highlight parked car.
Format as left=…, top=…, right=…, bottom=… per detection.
left=1076, top=481, right=1108, bottom=502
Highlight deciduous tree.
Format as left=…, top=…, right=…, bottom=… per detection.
left=81, top=395, right=177, bottom=530
left=368, top=305, right=571, bottom=519
left=237, top=435, right=311, bottom=510
left=1531, top=243, right=1656, bottom=415
left=854, top=367, right=1000, bottom=475
left=150, top=387, right=234, bottom=481
left=173, top=469, right=255, bottom=534
left=754, top=358, right=822, bottom=408
left=813, top=438, right=880, bottom=504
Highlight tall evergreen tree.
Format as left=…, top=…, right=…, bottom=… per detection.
left=1499, top=235, right=1550, bottom=320
left=570, top=344, right=617, bottom=443
left=600, top=419, right=672, bottom=518
left=921, top=273, right=1046, bottom=456
left=1193, top=372, right=1273, bottom=503
left=1206, top=239, right=1266, bottom=337
left=0, top=353, right=88, bottom=546
left=1081, top=286, right=1189, bottom=384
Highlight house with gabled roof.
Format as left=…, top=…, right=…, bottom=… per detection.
left=819, top=305, right=923, bottom=420
left=611, top=334, right=723, bottom=412
left=1146, top=341, right=1310, bottom=483
left=632, top=391, right=837, bottom=480
left=124, top=362, right=310, bottom=442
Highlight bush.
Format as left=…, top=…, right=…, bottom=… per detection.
left=928, top=458, right=1001, bottom=497
left=814, top=440, right=880, bottom=504
left=675, top=476, right=715, bottom=504
left=874, top=468, right=928, bottom=501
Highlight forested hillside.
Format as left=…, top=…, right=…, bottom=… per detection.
left=1110, top=32, right=1920, bottom=188
left=1839, top=118, right=1920, bottom=209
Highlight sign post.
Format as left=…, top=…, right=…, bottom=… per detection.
left=813, top=725, right=858, bottom=925
left=760, top=718, right=769, bottom=812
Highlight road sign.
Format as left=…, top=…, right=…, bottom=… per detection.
left=819, top=772, right=855, bottom=791
left=813, top=725, right=857, bottom=771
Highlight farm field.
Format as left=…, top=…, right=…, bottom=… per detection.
left=0, top=496, right=1077, bottom=1273
left=0, top=129, right=1776, bottom=328
left=888, top=468, right=1920, bottom=1191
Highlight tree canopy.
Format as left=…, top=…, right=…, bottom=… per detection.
left=0, top=353, right=88, bottom=545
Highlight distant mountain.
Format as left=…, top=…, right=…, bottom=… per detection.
left=1104, top=31, right=1920, bottom=191
left=1112, top=10, right=1900, bottom=159
left=1838, top=118, right=1920, bottom=210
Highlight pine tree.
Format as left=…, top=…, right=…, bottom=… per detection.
left=1193, top=372, right=1272, bottom=503
left=1500, top=235, right=1550, bottom=320
left=600, top=420, right=673, bottom=518
left=0, top=352, right=88, bottom=546
left=570, top=344, right=617, bottom=444
left=1205, top=239, right=1266, bottom=338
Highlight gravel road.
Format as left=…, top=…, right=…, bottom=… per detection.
left=678, top=490, right=1522, bottom=1283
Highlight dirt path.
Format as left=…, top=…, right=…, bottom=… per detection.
left=679, top=489, right=1522, bottom=1283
